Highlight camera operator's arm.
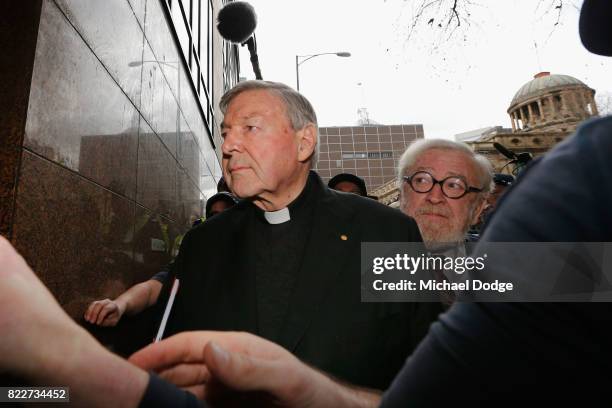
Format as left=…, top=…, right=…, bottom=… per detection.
left=84, top=279, right=163, bottom=326
left=131, top=331, right=381, bottom=408
left=0, top=236, right=150, bottom=407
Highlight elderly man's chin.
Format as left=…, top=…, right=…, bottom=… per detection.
left=228, top=178, right=263, bottom=199
left=418, top=223, right=464, bottom=248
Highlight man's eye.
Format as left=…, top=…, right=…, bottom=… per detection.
left=446, top=180, right=465, bottom=190
left=414, top=176, right=429, bottom=184
left=246, top=125, right=258, bottom=132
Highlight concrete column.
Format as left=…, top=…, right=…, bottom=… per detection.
left=592, top=94, right=599, bottom=115
left=537, top=99, right=544, bottom=122
left=510, top=113, right=516, bottom=132
left=560, top=92, right=568, bottom=114
left=518, top=107, right=525, bottom=129
left=527, top=103, right=534, bottom=125
left=548, top=96, right=556, bottom=118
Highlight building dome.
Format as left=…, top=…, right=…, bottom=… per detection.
left=506, top=72, right=597, bottom=134
left=510, top=72, right=588, bottom=107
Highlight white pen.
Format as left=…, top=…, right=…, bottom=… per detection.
left=155, top=278, right=180, bottom=342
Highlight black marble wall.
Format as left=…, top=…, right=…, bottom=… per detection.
left=1, top=0, right=227, bottom=355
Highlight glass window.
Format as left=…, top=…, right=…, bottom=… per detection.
left=200, top=0, right=209, bottom=92
left=191, top=50, right=200, bottom=94
left=192, top=0, right=200, bottom=54
left=171, top=1, right=190, bottom=61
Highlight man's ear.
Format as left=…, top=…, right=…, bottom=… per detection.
left=296, top=124, right=317, bottom=163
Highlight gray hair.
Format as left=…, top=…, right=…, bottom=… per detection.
left=219, top=80, right=319, bottom=167
left=397, top=138, right=494, bottom=193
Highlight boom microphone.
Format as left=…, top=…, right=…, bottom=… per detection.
left=494, top=142, right=517, bottom=160
left=216, top=1, right=262, bottom=79
left=217, top=2, right=257, bottom=44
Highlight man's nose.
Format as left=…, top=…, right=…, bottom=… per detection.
left=426, top=183, right=445, bottom=203
left=221, top=129, right=242, bottom=154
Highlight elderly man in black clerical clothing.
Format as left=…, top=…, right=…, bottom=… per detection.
left=160, top=80, right=427, bottom=390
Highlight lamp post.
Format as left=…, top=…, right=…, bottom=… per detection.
left=129, top=60, right=181, bottom=135
left=295, top=51, right=351, bottom=92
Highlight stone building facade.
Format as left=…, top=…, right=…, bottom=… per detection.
left=466, top=72, right=598, bottom=172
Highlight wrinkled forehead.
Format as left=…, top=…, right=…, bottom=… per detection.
left=411, top=148, right=480, bottom=183
left=224, top=89, right=289, bottom=120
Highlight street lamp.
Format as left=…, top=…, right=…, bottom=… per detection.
left=295, top=51, right=351, bottom=92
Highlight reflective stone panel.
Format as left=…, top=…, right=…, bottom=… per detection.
left=25, top=1, right=139, bottom=199
left=55, top=0, right=145, bottom=109
left=12, top=151, right=136, bottom=321
left=139, top=42, right=178, bottom=156
left=136, top=117, right=178, bottom=221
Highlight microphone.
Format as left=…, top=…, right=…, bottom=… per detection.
left=216, top=1, right=257, bottom=44
left=494, top=142, right=517, bottom=160
left=216, top=1, right=263, bottom=79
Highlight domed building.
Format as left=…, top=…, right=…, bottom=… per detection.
left=465, top=72, right=598, bottom=172
left=371, top=71, right=599, bottom=206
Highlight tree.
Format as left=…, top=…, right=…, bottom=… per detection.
left=399, top=0, right=579, bottom=45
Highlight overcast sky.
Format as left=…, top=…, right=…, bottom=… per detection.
left=237, top=0, right=611, bottom=139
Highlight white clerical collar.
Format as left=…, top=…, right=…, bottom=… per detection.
left=264, top=207, right=291, bottom=224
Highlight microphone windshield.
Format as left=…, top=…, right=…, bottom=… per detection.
left=217, top=2, right=257, bottom=43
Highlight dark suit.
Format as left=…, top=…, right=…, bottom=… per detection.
left=162, top=173, right=439, bottom=389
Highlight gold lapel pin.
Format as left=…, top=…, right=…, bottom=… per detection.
left=340, top=234, right=348, bottom=241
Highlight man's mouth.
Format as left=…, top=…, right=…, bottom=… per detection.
left=229, top=165, right=249, bottom=173
left=420, top=212, right=448, bottom=218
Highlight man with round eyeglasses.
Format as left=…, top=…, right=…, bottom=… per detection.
left=397, top=139, right=493, bottom=250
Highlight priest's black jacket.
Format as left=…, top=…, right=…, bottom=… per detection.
left=159, top=172, right=441, bottom=390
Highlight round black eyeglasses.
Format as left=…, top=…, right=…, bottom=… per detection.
left=403, top=171, right=483, bottom=199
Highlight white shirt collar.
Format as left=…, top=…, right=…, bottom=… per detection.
left=263, top=207, right=291, bottom=224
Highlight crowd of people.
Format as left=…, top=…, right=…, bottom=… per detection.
left=1, top=0, right=611, bottom=406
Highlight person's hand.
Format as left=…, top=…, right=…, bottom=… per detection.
left=0, top=236, right=148, bottom=407
left=129, top=331, right=381, bottom=408
left=130, top=331, right=326, bottom=407
left=84, top=298, right=125, bottom=326
left=0, top=235, right=82, bottom=377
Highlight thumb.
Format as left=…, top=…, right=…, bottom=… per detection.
left=204, top=341, right=282, bottom=393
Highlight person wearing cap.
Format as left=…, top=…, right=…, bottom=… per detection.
left=206, top=191, right=238, bottom=219
left=158, top=80, right=426, bottom=391
left=84, top=193, right=237, bottom=327
left=328, top=173, right=368, bottom=196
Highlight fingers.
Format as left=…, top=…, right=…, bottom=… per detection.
left=157, top=363, right=210, bottom=387
left=96, top=302, right=119, bottom=326
left=203, top=341, right=292, bottom=393
left=130, top=332, right=222, bottom=370
left=84, top=299, right=119, bottom=325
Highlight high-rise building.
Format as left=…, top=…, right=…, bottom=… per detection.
left=316, top=124, right=424, bottom=193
